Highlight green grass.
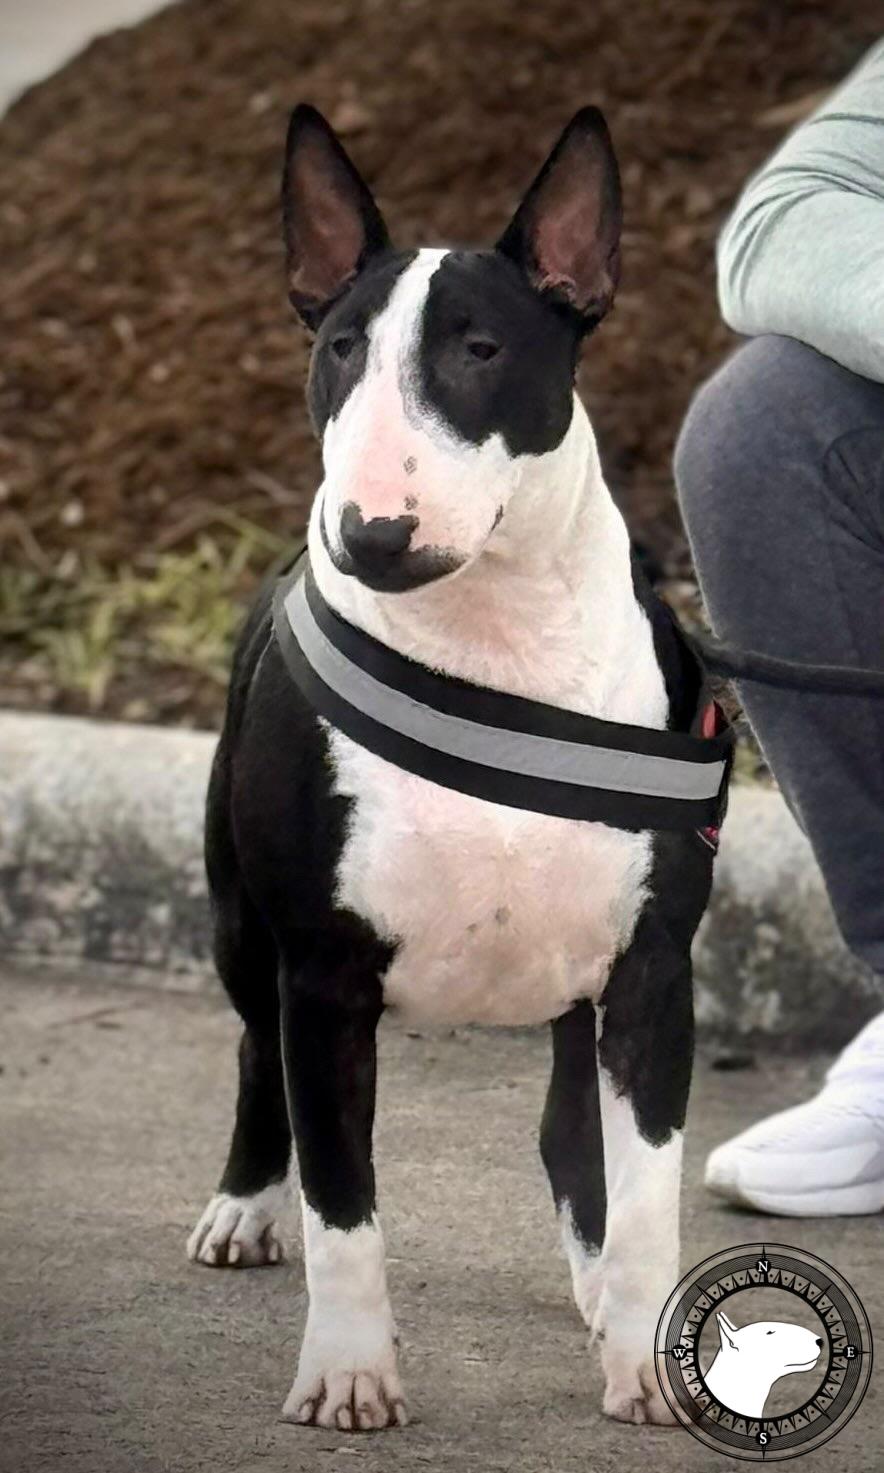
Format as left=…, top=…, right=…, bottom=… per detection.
left=0, top=525, right=287, bottom=712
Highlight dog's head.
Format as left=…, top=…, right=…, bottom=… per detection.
left=282, top=105, right=621, bottom=592
left=715, top=1312, right=823, bottom=1379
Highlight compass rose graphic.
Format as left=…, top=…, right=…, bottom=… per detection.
left=655, top=1242, right=873, bottom=1461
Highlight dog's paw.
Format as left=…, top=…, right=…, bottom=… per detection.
left=282, top=1319, right=406, bottom=1431
left=282, top=1366, right=408, bottom=1431
left=594, top=1299, right=677, bottom=1427
left=599, top=1337, right=676, bottom=1427
left=603, top=1369, right=676, bottom=1427
left=186, top=1183, right=287, bottom=1268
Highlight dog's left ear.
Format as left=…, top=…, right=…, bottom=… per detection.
left=496, top=107, right=622, bottom=329
left=282, top=104, right=392, bottom=330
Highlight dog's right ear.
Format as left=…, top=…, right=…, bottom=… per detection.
left=717, top=1312, right=739, bottom=1352
left=282, top=104, right=392, bottom=331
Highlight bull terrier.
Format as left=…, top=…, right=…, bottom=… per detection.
left=187, top=102, right=729, bottom=1431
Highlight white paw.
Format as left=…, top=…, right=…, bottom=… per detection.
left=285, top=1204, right=405, bottom=1431
left=595, top=1300, right=677, bottom=1427
left=187, top=1182, right=287, bottom=1268
left=602, top=1368, right=676, bottom=1426
left=282, top=1320, right=406, bottom=1431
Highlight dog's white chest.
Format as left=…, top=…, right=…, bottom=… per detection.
left=328, top=730, right=653, bottom=1026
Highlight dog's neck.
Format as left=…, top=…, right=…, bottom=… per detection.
left=308, top=399, right=668, bottom=727
left=705, top=1350, right=782, bottom=1419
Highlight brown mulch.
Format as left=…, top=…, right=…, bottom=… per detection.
left=1, top=0, right=880, bottom=722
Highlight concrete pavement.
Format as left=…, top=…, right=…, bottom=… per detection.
left=1, top=965, right=881, bottom=1473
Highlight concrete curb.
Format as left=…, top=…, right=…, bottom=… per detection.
left=1, top=712, right=880, bottom=1047
left=0, top=712, right=212, bottom=985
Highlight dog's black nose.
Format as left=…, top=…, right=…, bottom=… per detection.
left=816, top=1338, right=823, bottom=1349
left=340, top=503, right=417, bottom=575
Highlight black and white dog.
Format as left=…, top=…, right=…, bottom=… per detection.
left=187, top=104, right=721, bottom=1431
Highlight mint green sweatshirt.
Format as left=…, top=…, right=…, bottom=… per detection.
left=717, top=38, right=884, bottom=383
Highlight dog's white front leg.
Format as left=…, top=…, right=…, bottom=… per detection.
left=593, top=1074, right=680, bottom=1425
left=282, top=1196, right=406, bottom=1430
left=591, top=933, right=695, bottom=1427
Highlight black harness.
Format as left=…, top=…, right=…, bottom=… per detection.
left=272, top=551, right=732, bottom=835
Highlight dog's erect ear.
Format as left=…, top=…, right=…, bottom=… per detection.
left=496, top=107, right=622, bottom=329
left=717, top=1312, right=740, bottom=1352
left=282, top=104, right=392, bottom=330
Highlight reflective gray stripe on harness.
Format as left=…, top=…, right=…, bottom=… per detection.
left=272, top=552, right=733, bottom=834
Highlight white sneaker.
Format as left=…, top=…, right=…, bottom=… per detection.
left=705, top=1012, right=884, bottom=1217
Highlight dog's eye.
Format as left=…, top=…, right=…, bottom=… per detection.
left=329, top=331, right=359, bottom=362
left=466, top=336, right=501, bottom=362
left=766, top=1330, right=775, bottom=1335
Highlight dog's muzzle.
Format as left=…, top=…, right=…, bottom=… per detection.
left=324, top=501, right=459, bottom=592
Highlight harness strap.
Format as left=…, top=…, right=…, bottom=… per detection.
left=272, top=553, right=733, bottom=834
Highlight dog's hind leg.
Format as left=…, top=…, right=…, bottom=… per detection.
left=187, top=745, right=292, bottom=1269
left=540, top=1000, right=606, bottom=1328
left=187, top=1014, right=291, bottom=1269
left=591, top=926, right=693, bottom=1427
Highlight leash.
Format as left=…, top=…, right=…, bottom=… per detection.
left=272, top=551, right=733, bottom=836
left=691, top=632, right=884, bottom=697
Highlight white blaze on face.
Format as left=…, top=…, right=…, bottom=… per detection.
left=320, top=249, right=522, bottom=566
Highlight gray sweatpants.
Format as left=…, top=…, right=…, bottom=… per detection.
left=675, top=334, right=884, bottom=976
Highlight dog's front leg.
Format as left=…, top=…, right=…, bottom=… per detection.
left=279, top=951, right=406, bottom=1431
left=593, top=930, right=693, bottom=1426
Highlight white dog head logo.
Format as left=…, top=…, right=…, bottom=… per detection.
left=704, top=1310, right=823, bottom=1418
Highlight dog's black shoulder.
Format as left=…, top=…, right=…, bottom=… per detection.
left=216, top=545, right=304, bottom=748
left=630, top=552, right=704, bottom=734
left=626, top=552, right=718, bottom=943
left=207, top=552, right=356, bottom=941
